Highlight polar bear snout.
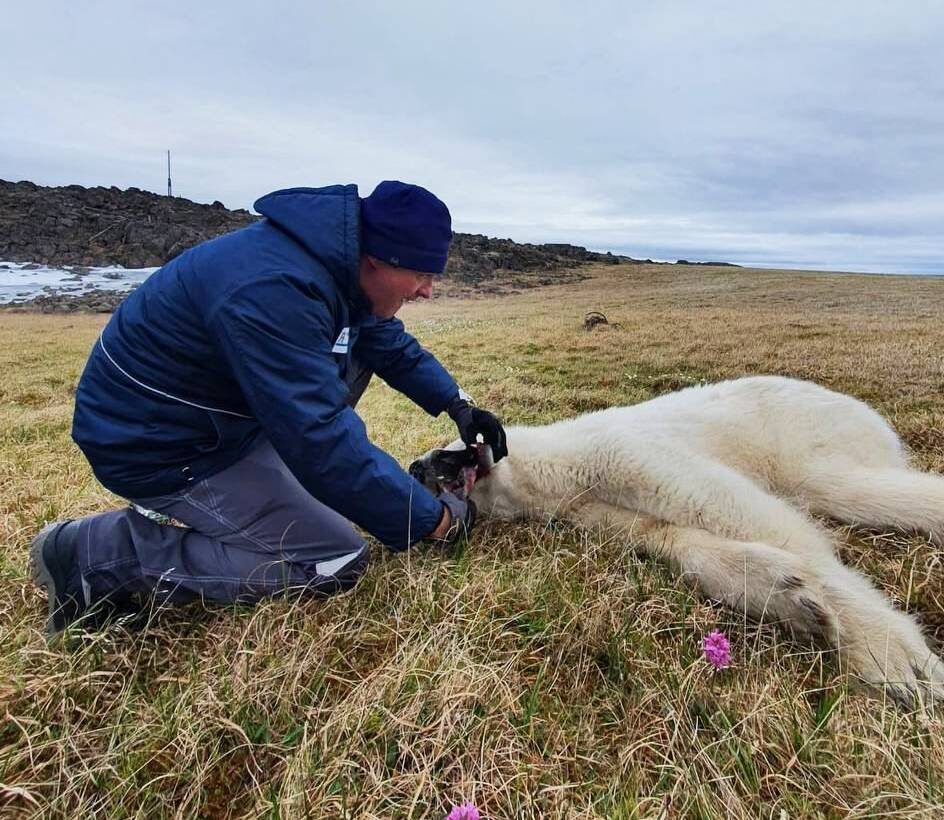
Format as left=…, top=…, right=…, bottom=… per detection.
left=409, top=444, right=493, bottom=499
left=407, top=450, right=445, bottom=492
left=409, top=447, right=474, bottom=494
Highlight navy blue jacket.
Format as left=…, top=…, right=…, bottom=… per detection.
left=72, top=185, right=459, bottom=549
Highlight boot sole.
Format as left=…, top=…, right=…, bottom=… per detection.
left=29, top=522, right=66, bottom=635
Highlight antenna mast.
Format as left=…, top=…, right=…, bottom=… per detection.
left=167, top=150, right=173, bottom=197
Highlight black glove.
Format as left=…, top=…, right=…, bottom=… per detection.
left=447, top=397, right=508, bottom=462
left=429, top=490, right=477, bottom=545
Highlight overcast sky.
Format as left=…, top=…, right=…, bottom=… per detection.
left=4, top=1, right=943, bottom=273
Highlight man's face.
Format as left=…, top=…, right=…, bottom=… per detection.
left=358, top=255, right=435, bottom=319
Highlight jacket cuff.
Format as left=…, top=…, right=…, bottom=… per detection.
left=445, top=388, right=475, bottom=418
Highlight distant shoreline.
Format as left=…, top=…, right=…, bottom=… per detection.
left=598, top=255, right=944, bottom=278
left=729, top=262, right=944, bottom=278
left=2, top=259, right=941, bottom=315
left=734, top=265, right=943, bottom=278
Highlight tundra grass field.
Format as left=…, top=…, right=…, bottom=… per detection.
left=1, top=263, right=943, bottom=818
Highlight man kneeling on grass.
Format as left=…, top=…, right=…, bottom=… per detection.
left=29, top=180, right=508, bottom=635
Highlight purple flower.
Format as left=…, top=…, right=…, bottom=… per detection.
left=702, top=629, right=731, bottom=669
left=446, top=803, right=480, bottom=820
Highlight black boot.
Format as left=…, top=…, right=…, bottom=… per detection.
left=30, top=520, right=86, bottom=635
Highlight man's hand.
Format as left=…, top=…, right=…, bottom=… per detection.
left=427, top=490, right=477, bottom=544
left=447, top=397, right=508, bottom=461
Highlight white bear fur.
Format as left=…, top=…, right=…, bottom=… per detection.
left=464, top=376, right=944, bottom=703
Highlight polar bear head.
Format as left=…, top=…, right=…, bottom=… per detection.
left=409, top=440, right=526, bottom=519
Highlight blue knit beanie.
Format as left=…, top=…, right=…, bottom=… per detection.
left=360, top=181, right=452, bottom=274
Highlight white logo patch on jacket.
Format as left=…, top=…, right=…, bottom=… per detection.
left=332, top=327, right=350, bottom=354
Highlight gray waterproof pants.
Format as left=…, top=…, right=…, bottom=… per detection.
left=75, top=360, right=375, bottom=605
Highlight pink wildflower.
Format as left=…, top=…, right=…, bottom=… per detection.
left=446, top=803, right=480, bottom=820
left=702, top=629, right=731, bottom=669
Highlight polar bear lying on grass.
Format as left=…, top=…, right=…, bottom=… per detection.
left=411, top=376, right=944, bottom=705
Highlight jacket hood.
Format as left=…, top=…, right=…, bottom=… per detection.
left=253, top=185, right=361, bottom=295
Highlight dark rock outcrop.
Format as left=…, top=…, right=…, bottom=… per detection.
left=28, top=288, right=135, bottom=314
left=446, top=233, right=625, bottom=283
left=0, top=180, right=256, bottom=269
left=0, top=179, right=636, bottom=281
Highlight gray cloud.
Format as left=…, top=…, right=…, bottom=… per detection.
left=3, top=0, right=942, bottom=273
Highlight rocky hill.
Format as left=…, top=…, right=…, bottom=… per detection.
left=0, top=179, right=631, bottom=282
left=0, top=180, right=255, bottom=269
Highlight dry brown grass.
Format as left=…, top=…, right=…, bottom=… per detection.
left=1, top=264, right=943, bottom=818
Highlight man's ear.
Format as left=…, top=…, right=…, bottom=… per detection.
left=365, top=254, right=389, bottom=272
